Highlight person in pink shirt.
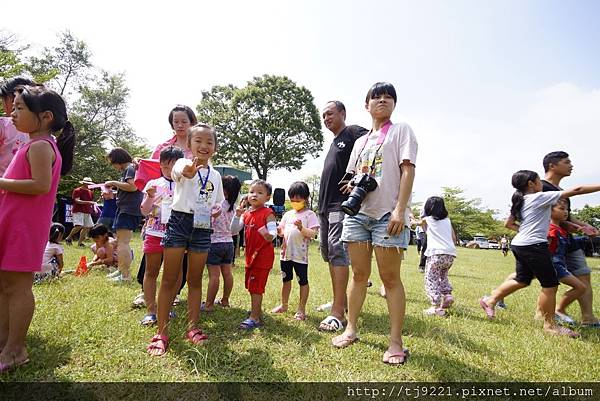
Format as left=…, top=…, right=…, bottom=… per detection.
left=150, top=105, right=196, bottom=159
left=0, top=85, right=75, bottom=372
left=0, top=77, right=35, bottom=176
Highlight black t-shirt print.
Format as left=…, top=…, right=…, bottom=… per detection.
left=318, top=125, right=368, bottom=213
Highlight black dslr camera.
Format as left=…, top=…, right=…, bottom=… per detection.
left=341, top=173, right=378, bottom=216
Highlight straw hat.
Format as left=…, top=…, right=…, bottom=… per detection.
left=79, top=177, right=95, bottom=185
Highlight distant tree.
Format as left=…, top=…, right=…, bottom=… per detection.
left=573, top=205, right=600, bottom=229
left=304, top=174, right=320, bottom=211
left=27, top=30, right=92, bottom=97
left=441, top=187, right=502, bottom=240
left=196, top=75, right=323, bottom=180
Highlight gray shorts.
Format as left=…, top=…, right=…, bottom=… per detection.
left=319, top=210, right=349, bottom=267
left=566, top=248, right=592, bottom=276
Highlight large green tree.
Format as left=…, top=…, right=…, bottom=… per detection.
left=27, top=30, right=92, bottom=97
left=196, top=75, right=323, bottom=180
left=60, top=71, right=150, bottom=194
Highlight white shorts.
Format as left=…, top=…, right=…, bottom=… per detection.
left=72, top=212, right=94, bottom=228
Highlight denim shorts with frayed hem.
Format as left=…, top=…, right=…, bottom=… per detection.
left=341, top=212, right=409, bottom=248
left=161, top=211, right=211, bottom=253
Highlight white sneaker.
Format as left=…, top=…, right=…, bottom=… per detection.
left=316, top=301, right=332, bottom=312
left=132, top=292, right=145, bottom=308
left=106, top=269, right=121, bottom=278
left=109, top=274, right=131, bottom=283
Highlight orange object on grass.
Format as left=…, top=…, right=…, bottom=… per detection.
left=75, top=255, right=88, bottom=276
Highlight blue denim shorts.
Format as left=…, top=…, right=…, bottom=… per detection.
left=207, top=241, right=235, bottom=265
left=161, top=211, right=211, bottom=253
left=341, top=212, right=410, bottom=248
left=113, top=211, right=142, bottom=231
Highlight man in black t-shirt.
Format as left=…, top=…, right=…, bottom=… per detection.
left=542, top=151, right=599, bottom=327
left=317, top=101, right=367, bottom=332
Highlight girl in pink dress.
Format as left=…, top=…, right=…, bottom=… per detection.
left=0, top=85, right=75, bottom=372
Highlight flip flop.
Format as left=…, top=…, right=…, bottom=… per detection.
left=0, top=357, right=30, bottom=373
left=271, top=305, right=288, bottom=314
left=319, top=316, right=346, bottom=332
left=332, top=334, right=359, bottom=348
left=147, top=335, right=169, bottom=356
left=140, top=313, right=157, bottom=326
left=383, top=349, right=410, bottom=365
left=215, top=299, right=230, bottom=308
left=546, top=326, right=580, bottom=338
left=293, top=311, right=306, bottom=321
left=555, top=312, right=576, bottom=326
left=186, top=328, right=209, bottom=344
left=239, top=318, right=262, bottom=330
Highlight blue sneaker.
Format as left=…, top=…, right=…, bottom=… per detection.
left=496, top=299, right=507, bottom=309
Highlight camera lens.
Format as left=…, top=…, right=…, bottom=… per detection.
left=341, top=187, right=368, bottom=216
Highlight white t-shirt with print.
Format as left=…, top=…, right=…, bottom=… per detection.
left=171, top=159, right=224, bottom=218
left=143, top=176, right=174, bottom=238
left=511, top=191, right=562, bottom=246
left=345, top=122, right=418, bottom=222
left=279, top=209, right=320, bottom=264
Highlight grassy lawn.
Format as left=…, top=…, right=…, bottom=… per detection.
left=3, top=236, right=600, bottom=382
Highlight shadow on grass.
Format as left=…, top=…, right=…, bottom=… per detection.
left=0, top=333, right=71, bottom=382
left=353, top=310, right=494, bottom=356
left=414, top=352, right=514, bottom=381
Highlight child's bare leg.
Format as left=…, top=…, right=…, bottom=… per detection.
left=220, top=264, right=233, bottom=305
left=186, top=251, right=207, bottom=328
left=155, top=248, right=185, bottom=341
left=557, top=275, right=586, bottom=315
left=538, top=286, right=559, bottom=331
left=116, top=229, right=133, bottom=279
left=143, top=253, right=163, bottom=315
left=250, top=293, right=263, bottom=322
left=205, top=265, right=221, bottom=310
left=0, top=271, right=33, bottom=365
left=0, top=281, right=8, bottom=350
left=298, top=284, right=309, bottom=314
left=279, top=280, right=292, bottom=310
left=486, top=279, right=527, bottom=306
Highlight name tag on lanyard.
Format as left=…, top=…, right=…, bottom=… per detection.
left=193, top=167, right=211, bottom=229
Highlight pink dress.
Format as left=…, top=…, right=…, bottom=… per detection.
left=0, top=137, right=62, bottom=272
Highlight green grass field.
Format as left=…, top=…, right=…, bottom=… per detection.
left=3, top=237, right=600, bottom=382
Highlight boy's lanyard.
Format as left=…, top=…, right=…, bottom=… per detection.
left=353, top=120, right=392, bottom=174
left=197, top=166, right=210, bottom=194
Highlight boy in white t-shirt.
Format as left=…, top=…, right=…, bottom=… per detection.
left=271, top=182, right=319, bottom=321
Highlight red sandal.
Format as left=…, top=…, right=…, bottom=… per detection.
left=147, top=334, right=169, bottom=356
left=186, top=328, right=208, bottom=345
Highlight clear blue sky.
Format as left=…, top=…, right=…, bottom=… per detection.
left=4, top=0, right=600, bottom=214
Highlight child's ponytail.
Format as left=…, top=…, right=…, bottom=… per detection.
left=15, top=85, right=76, bottom=176
left=510, top=170, right=539, bottom=222
left=57, top=120, right=75, bottom=176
